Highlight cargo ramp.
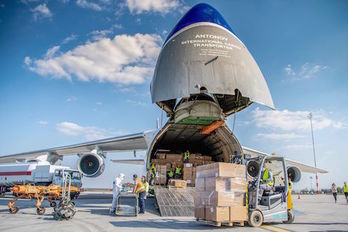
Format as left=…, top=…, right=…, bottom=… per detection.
left=154, top=186, right=194, bottom=217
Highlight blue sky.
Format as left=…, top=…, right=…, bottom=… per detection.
left=0, top=0, right=347, bottom=189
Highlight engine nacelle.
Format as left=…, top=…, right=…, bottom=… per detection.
left=287, top=166, right=301, bottom=183
left=77, top=153, right=105, bottom=177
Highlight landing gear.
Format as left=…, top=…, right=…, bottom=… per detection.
left=284, top=210, right=295, bottom=224
left=248, top=210, right=263, bottom=227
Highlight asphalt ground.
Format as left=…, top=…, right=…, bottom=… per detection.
left=0, top=193, right=347, bottom=232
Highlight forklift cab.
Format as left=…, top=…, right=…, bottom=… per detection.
left=247, top=156, right=294, bottom=227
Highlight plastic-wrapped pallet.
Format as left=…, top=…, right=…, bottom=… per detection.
left=194, top=162, right=248, bottom=224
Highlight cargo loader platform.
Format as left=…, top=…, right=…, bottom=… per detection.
left=153, top=186, right=195, bottom=217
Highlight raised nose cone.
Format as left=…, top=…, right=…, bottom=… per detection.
left=164, top=3, right=235, bottom=44
left=151, top=3, right=274, bottom=116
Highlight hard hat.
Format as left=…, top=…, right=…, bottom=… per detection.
left=119, top=173, right=125, bottom=180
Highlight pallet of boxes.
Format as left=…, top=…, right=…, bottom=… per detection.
left=194, top=162, right=248, bottom=227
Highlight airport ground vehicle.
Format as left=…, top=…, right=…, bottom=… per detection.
left=8, top=172, right=78, bottom=220
left=246, top=156, right=294, bottom=227
left=0, top=160, right=82, bottom=196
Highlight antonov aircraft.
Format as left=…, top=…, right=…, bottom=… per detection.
left=0, top=3, right=326, bottom=189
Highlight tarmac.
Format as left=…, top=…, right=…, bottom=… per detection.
left=0, top=192, right=347, bottom=232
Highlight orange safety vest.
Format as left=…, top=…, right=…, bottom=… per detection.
left=135, top=182, right=145, bottom=194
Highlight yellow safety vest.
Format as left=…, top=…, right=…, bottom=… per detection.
left=175, top=167, right=181, bottom=175
left=262, top=168, right=274, bottom=186
left=289, top=180, right=293, bottom=190
left=184, top=151, right=190, bottom=161
left=150, top=163, right=157, bottom=175
left=344, top=184, right=348, bottom=193
left=168, top=170, right=174, bottom=178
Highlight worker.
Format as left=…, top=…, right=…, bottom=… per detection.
left=184, top=150, right=190, bottom=163
left=258, top=165, right=274, bottom=201
left=132, top=174, right=140, bottom=193
left=343, top=181, right=348, bottom=203
left=111, top=173, right=125, bottom=214
left=331, top=183, right=337, bottom=203
left=174, top=165, right=182, bottom=179
left=134, top=177, right=146, bottom=214
left=166, top=168, right=174, bottom=185
left=149, top=163, right=157, bottom=186
left=141, top=176, right=149, bottom=199
left=287, top=176, right=293, bottom=210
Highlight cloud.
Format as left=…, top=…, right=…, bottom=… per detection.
left=25, top=33, right=162, bottom=85
left=89, top=29, right=113, bottom=41
left=62, top=34, right=78, bottom=44
left=252, top=108, right=344, bottom=132
left=31, top=3, right=52, bottom=21
left=126, top=99, right=148, bottom=107
left=66, top=96, right=77, bottom=102
left=76, top=0, right=102, bottom=11
left=38, top=120, right=48, bottom=125
left=284, top=63, right=328, bottom=80
left=256, top=132, right=304, bottom=140
left=56, top=121, right=113, bottom=140
left=126, top=0, right=180, bottom=14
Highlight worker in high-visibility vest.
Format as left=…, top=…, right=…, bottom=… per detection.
left=149, top=163, right=157, bottom=186
left=166, top=168, right=174, bottom=185
left=174, top=166, right=182, bottom=179
left=287, top=177, right=293, bottom=210
left=184, top=150, right=190, bottom=163
left=141, top=176, right=149, bottom=199
left=258, top=165, right=274, bottom=201
left=134, top=177, right=146, bottom=214
left=343, top=182, right=348, bottom=203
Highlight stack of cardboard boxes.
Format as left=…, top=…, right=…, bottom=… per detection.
left=194, top=162, right=248, bottom=224
left=151, top=150, right=213, bottom=187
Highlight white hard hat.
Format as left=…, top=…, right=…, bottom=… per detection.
left=119, top=173, right=125, bottom=179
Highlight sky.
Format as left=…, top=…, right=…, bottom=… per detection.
left=0, top=0, right=347, bottom=190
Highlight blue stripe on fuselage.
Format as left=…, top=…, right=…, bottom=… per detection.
left=164, top=3, right=235, bottom=44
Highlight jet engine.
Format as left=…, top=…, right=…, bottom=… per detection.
left=77, top=153, right=105, bottom=177
left=287, top=166, right=301, bottom=183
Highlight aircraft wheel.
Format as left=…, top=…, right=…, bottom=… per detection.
left=9, top=207, right=19, bottom=214
left=36, top=207, right=46, bottom=215
left=284, top=210, right=295, bottom=224
left=248, top=210, right=263, bottom=227
left=50, top=201, right=57, bottom=208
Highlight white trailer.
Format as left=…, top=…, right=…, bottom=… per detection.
left=0, top=160, right=82, bottom=196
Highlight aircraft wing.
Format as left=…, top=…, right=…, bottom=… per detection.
left=242, top=146, right=328, bottom=174
left=0, top=132, right=152, bottom=164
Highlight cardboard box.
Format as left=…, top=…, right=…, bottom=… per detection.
left=189, top=153, right=196, bottom=162
left=195, top=154, right=204, bottom=160
left=194, top=191, right=245, bottom=207
left=166, top=153, right=183, bottom=162
left=203, top=156, right=212, bottom=161
left=229, top=205, right=248, bottom=221
left=205, top=177, right=247, bottom=192
left=192, top=167, right=196, bottom=180
left=156, top=153, right=166, bottom=159
left=205, top=207, right=229, bottom=222
left=194, top=207, right=205, bottom=219
left=196, top=163, right=246, bottom=178
left=153, top=159, right=167, bottom=165
left=183, top=167, right=193, bottom=180
left=169, top=179, right=187, bottom=188
left=184, top=163, right=193, bottom=168
left=194, top=160, right=204, bottom=167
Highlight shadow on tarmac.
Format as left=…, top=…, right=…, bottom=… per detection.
left=109, top=219, right=233, bottom=230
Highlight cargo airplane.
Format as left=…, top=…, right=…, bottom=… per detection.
left=0, top=3, right=326, bottom=189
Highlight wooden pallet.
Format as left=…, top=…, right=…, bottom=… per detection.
left=196, top=218, right=245, bottom=227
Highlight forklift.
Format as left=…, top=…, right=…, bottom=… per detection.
left=245, top=156, right=295, bottom=227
